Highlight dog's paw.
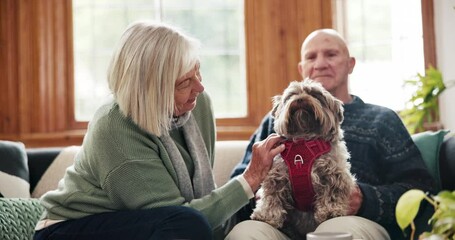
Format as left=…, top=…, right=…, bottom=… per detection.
left=313, top=203, right=348, bottom=224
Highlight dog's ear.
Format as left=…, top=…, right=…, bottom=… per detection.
left=321, top=90, right=344, bottom=124
left=334, top=99, right=344, bottom=123
left=271, top=95, right=282, bottom=118
left=327, top=96, right=344, bottom=124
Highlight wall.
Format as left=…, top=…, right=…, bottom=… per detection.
left=435, top=0, right=455, bottom=134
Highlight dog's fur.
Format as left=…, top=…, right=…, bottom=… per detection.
left=251, top=80, right=356, bottom=239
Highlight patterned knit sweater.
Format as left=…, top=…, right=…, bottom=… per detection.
left=231, top=95, right=435, bottom=238
left=39, top=92, right=249, bottom=230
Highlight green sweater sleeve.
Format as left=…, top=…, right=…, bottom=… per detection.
left=102, top=159, right=249, bottom=229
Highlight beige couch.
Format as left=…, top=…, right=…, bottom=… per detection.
left=0, top=140, right=249, bottom=240
left=32, top=140, right=250, bottom=199
left=2, top=133, right=455, bottom=240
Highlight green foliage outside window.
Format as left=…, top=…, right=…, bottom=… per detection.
left=400, top=66, right=454, bottom=134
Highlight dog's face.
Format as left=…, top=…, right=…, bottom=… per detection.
left=271, top=79, right=344, bottom=141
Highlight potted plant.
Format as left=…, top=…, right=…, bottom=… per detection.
left=396, top=189, right=455, bottom=239
left=399, top=66, right=454, bottom=134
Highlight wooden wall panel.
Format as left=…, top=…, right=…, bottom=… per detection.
left=17, top=0, right=38, bottom=134
left=421, top=0, right=437, bottom=68
left=0, top=0, right=84, bottom=147
left=0, top=0, right=19, bottom=134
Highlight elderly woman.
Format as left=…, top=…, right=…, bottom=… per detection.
left=33, top=21, right=284, bottom=240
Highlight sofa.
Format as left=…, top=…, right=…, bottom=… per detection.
left=0, top=130, right=454, bottom=240
left=0, top=140, right=250, bottom=240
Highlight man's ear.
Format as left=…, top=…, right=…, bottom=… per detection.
left=348, top=57, right=356, bottom=74
left=297, top=62, right=304, bottom=77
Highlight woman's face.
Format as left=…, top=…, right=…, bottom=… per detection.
left=173, top=63, right=204, bottom=116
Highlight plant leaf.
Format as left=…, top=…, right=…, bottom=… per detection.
left=400, top=66, right=446, bottom=133
left=432, top=216, right=455, bottom=236
left=396, top=189, right=427, bottom=230
left=433, top=191, right=455, bottom=211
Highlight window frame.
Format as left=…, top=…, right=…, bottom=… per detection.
left=0, top=0, right=434, bottom=147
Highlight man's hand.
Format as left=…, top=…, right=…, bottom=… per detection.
left=348, top=184, right=363, bottom=215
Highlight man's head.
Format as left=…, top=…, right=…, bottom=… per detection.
left=298, top=29, right=355, bottom=102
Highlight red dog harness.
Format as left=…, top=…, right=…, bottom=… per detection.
left=281, top=139, right=331, bottom=211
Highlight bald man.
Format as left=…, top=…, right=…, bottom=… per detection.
left=226, top=29, right=435, bottom=240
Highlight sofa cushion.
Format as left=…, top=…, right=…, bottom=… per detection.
left=27, top=147, right=64, bottom=193
left=31, top=146, right=81, bottom=198
left=0, top=141, right=30, bottom=198
left=213, top=141, right=249, bottom=187
left=0, top=198, right=44, bottom=240
left=412, top=130, right=449, bottom=190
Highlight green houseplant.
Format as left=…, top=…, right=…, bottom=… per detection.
left=396, top=189, right=455, bottom=239
left=399, top=66, right=447, bottom=134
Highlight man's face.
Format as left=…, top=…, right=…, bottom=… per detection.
left=298, top=33, right=355, bottom=96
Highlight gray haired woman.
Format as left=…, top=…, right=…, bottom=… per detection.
left=33, top=21, right=284, bottom=240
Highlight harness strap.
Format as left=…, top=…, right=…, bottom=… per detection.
left=281, top=139, right=331, bottom=211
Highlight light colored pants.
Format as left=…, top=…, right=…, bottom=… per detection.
left=224, top=216, right=390, bottom=240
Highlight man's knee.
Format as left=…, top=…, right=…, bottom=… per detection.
left=225, top=220, right=290, bottom=240
left=315, top=216, right=390, bottom=240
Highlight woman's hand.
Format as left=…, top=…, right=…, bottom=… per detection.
left=242, top=134, right=285, bottom=192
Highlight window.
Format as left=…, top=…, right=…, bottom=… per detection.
left=0, top=0, right=349, bottom=146
left=73, top=0, right=246, bottom=121
left=333, top=0, right=425, bottom=111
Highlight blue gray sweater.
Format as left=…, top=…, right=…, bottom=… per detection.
left=231, top=95, right=435, bottom=238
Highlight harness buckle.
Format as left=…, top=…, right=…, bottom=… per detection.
left=294, top=154, right=304, bottom=167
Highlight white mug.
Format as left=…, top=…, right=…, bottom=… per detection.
left=306, top=232, right=353, bottom=240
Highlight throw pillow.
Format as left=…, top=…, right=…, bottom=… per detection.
left=31, top=146, right=80, bottom=198
left=0, top=141, right=30, bottom=198
left=412, top=129, right=450, bottom=190
left=0, top=198, right=44, bottom=240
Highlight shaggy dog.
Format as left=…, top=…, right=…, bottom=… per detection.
left=251, top=79, right=356, bottom=239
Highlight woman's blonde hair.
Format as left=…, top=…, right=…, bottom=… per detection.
left=107, top=21, right=200, bottom=136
